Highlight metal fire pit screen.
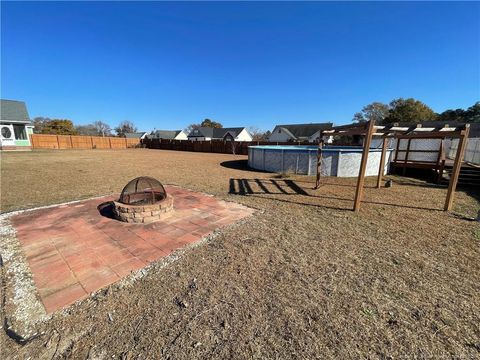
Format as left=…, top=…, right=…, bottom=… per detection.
left=119, top=176, right=167, bottom=205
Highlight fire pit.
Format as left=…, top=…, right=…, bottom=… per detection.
left=112, top=176, right=174, bottom=223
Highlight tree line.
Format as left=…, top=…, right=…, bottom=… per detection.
left=32, top=116, right=273, bottom=141
left=32, top=118, right=139, bottom=137
left=34, top=98, right=475, bottom=140
left=353, top=98, right=479, bottom=125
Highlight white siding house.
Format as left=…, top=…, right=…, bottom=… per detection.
left=150, top=130, right=188, bottom=140
left=0, top=99, right=34, bottom=150
left=268, top=123, right=333, bottom=143
left=125, top=132, right=148, bottom=140
left=188, top=127, right=253, bottom=142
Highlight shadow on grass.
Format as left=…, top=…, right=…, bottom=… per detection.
left=220, top=160, right=251, bottom=171
left=228, top=178, right=445, bottom=212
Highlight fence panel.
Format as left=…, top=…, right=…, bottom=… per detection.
left=30, top=134, right=140, bottom=150
left=447, top=137, right=480, bottom=165
left=30, top=134, right=59, bottom=149
left=142, top=139, right=306, bottom=155
left=57, top=135, right=73, bottom=149
left=70, top=135, right=92, bottom=149
left=92, top=137, right=110, bottom=149
left=109, top=138, right=127, bottom=149
left=126, top=138, right=140, bottom=148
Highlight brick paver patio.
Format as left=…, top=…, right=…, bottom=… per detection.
left=11, top=186, right=253, bottom=313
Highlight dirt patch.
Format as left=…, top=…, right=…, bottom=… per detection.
left=1, top=149, right=479, bottom=358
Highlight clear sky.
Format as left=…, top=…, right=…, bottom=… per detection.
left=2, top=1, right=479, bottom=132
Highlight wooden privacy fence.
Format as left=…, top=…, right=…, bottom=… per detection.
left=31, top=134, right=141, bottom=150
left=142, top=138, right=307, bottom=155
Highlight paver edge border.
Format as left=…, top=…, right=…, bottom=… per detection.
left=0, top=187, right=257, bottom=344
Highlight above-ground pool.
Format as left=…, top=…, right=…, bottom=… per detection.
left=248, top=145, right=393, bottom=177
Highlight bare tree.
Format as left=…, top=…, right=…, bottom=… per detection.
left=230, top=140, right=239, bottom=155
left=184, top=123, right=200, bottom=134
left=115, top=121, right=137, bottom=137
left=94, top=121, right=112, bottom=137
left=248, top=126, right=270, bottom=141
left=75, top=124, right=98, bottom=135
left=32, top=117, right=50, bottom=134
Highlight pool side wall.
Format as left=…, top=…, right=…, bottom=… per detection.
left=248, top=147, right=392, bottom=177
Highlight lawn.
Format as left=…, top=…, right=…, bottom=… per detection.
left=1, top=149, right=479, bottom=358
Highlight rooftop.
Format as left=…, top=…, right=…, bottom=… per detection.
left=274, top=123, right=333, bottom=138
left=0, top=99, right=31, bottom=124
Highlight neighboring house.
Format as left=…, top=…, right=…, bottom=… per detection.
left=124, top=132, right=148, bottom=139
left=149, top=130, right=188, bottom=140
left=187, top=127, right=253, bottom=142
left=0, top=99, right=34, bottom=150
left=268, top=123, right=334, bottom=143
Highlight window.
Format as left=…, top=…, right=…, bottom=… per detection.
left=13, top=125, right=27, bottom=140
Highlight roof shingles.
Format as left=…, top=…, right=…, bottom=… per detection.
left=188, top=127, right=246, bottom=139
left=274, top=123, right=333, bottom=139
left=0, top=99, right=31, bottom=123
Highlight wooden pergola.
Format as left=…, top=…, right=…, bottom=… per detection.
left=315, top=121, right=470, bottom=212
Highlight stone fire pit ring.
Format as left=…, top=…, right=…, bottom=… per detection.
left=112, top=176, right=174, bottom=223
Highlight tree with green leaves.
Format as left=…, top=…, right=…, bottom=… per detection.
left=383, top=98, right=436, bottom=124
left=464, top=102, right=480, bottom=123
left=353, top=102, right=390, bottom=124
left=436, top=102, right=479, bottom=123
left=436, top=108, right=466, bottom=122
left=201, top=118, right=223, bottom=128
left=41, top=119, right=77, bottom=135
left=115, top=121, right=137, bottom=137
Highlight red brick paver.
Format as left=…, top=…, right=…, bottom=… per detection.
left=11, top=186, right=253, bottom=313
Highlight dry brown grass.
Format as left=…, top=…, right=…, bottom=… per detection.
left=1, top=149, right=479, bottom=359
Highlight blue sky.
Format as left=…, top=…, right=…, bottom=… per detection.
left=2, top=1, right=479, bottom=132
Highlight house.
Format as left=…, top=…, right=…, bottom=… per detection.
left=268, top=123, right=334, bottom=143
left=187, top=127, right=253, bottom=142
left=124, top=132, right=148, bottom=139
left=0, top=99, right=34, bottom=150
left=149, top=130, right=188, bottom=140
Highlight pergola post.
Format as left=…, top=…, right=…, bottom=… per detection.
left=376, top=136, right=388, bottom=188
left=314, top=139, right=324, bottom=189
left=353, top=120, right=375, bottom=211
left=444, top=124, right=470, bottom=211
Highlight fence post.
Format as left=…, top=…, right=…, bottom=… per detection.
left=56, top=135, right=60, bottom=149
left=69, top=135, right=74, bottom=149
left=90, top=136, right=94, bottom=149
left=125, top=137, right=128, bottom=148
left=108, top=137, right=112, bottom=149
